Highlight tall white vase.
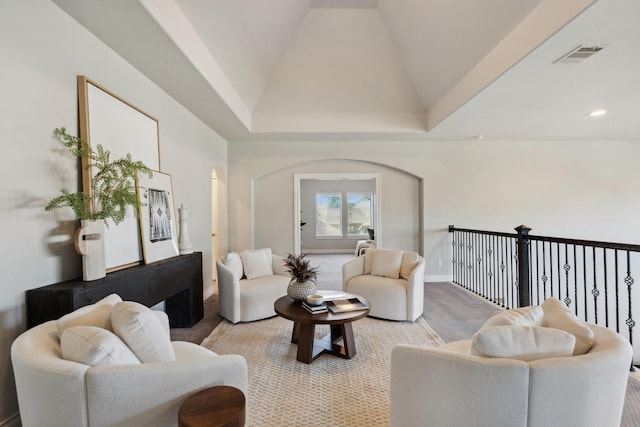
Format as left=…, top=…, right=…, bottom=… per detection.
left=178, top=204, right=194, bottom=255
left=74, top=219, right=106, bottom=281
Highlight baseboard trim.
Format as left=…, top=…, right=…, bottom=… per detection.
left=424, top=275, right=453, bottom=282
left=1, top=411, right=20, bottom=427
left=303, top=249, right=353, bottom=254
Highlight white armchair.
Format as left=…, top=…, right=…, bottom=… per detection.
left=342, top=249, right=425, bottom=321
left=390, top=319, right=632, bottom=427
left=216, top=248, right=290, bottom=323
left=11, top=296, right=248, bottom=427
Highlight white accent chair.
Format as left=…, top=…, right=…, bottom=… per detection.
left=342, top=249, right=425, bottom=321
left=390, top=305, right=632, bottom=427
left=11, top=296, right=248, bottom=427
left=216, top=248, right=290, bottom=323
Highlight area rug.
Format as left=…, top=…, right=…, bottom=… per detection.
left=201, top=316, right=444, bottom=426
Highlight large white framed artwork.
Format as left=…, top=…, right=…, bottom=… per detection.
left=78, top=76, right=160, bottom=271
left=136, top=171, right=179, bottom=264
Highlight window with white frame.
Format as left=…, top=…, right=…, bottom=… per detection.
left=315, top=193, right=342, bottom=237
left=347, top=193, right=373, bottom=237
left=315, top=192, right=374, bottom=238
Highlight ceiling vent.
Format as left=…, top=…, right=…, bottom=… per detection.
left=554, top=45, right=604, bottom=64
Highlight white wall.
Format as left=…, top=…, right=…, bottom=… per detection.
left=241, top=158, right=421, bottom=257
left=228, top=139, right=640, bottom=282
left=0, top=1, right=227, bottom=423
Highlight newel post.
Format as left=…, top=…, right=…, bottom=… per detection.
left=515, top=225, right=532, bottom=307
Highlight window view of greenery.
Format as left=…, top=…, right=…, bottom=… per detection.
left=315, top=192, right=373, bottom=238
left=316, top=193, right=342, bottom=237
left=347, top=193, right=373, bottom=237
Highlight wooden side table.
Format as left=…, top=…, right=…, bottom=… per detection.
left=178, top=386, right=245, bottom=427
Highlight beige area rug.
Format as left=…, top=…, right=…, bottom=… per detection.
left=201, top=316, right=444, bottom=426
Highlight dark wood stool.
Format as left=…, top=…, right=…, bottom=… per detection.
left=178, top=385, right=245, bottom=427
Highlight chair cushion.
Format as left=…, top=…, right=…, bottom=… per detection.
left=541, top=297, right=595, bottom=355
left=470, top=325, right=575, bottom=361
left=57, top=293, right=123, bottom=337
left=239, top=248, right=274, bottom=280
left=110, top=301, right=176, bottom=363
left=60, top=326, right=141, bottom=366
left=371, top=249, right=403, bottom=279
left=481, top=306, right=544, bottom=328
left=400, top=251, right=421, bottom=279
left=223, top=252, right=244, bottom=279
left=363, top=249, right=376, bottom=274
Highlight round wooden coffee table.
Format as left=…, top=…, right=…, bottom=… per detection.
left=274, top=295, right=370, bottom=364
left=178, top=385, right=245, bottom=427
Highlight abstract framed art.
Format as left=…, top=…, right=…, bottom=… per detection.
left=77, top=76, right=160, bottom=270
left=136, top=170, right=179, bottom=264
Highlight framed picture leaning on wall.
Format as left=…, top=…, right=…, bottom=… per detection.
left=78, top=76, right=160, bottom=270
left=136, top=170, right=179, bottom=263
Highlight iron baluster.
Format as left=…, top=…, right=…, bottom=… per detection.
left=625, top=251, right=635, bottom=346
left=604, top=248, right=609, bottom=328
left=592, top=247, right=599, bottom=323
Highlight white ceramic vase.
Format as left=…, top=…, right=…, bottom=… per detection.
left=74, top=219, right=106, bottom=281
left=287, top=279, right=317, bottom=301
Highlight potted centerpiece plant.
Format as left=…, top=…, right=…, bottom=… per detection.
left=45, top=127, right=152, bottom=280
left=283, top=253, right=320, bottom=301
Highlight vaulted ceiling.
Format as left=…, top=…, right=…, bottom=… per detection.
left=53, top=0, right=640, bottom=142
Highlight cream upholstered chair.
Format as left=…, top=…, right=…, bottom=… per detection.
left=390, top=299, right=633, bottom=427
left=342, top=248, right=425, bottom=321
left=11, top=294, right=248, bottom=427
left=216, top=248, right=290, bottom=323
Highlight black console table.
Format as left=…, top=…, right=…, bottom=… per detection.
left=26, top=252, right=203, bottom=329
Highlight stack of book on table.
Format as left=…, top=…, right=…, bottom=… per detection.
left=302, top=301, right=328, bottom=314
left=325, top=297, right=368, bottom=313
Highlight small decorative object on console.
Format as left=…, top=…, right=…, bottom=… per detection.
left=44, top=127, right=152, bottom=280
left=177, top=204, right=194, bottom=255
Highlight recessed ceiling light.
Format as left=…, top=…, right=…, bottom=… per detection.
left=589, top=109, right=607, bottom=117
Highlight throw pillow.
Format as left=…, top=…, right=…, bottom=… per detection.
left=223, top=252, right=244, bottom=279
left=57, top=293, right=123, bottom=337
left=154, top=310, right=171, bottom=335
left=470, top=325, right=576, bottom=361
left=400, top=251, right=421, bottom=279
left=110, top=301, right=176, bottom=363
left=371, top=249, right=403, bottom=279
left=239, top=248, right=273, bottom=280
left=61, top=326, right=141, bottom=366
left=363, top=249, right=376, bottom=275
left=541, top=297, right=595, bottom=355
left=481, top=306, right=544, bottom=328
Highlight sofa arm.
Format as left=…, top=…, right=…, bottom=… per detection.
left=390, top=344, right=530, bottom=427
left=342, top=255, right=365, bottom=291
left=405, top=257, right=425, bottom=321
left=86, top=343, right=248, bottom=427
left=216, top=259, right=241, bottom=323
left=11, top=321, right=91, bottom=427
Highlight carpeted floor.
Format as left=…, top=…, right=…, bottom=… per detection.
left=201, top=315, right=443, bottom=426
left=171, top=253, right=640, bottom=427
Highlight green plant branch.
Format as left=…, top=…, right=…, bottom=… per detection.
left=45, top=127, right=153, bottom=225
